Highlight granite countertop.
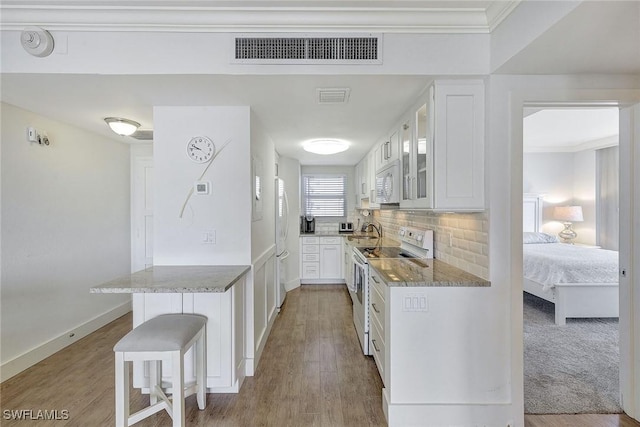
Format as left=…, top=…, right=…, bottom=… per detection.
left=90, top=265, right=251, bottom=293
left=368, top=258, right=490, bottom=287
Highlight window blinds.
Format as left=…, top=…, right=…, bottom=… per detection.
left=302, top=175, right=347, bottom=217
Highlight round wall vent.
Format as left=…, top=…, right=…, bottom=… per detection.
left=20, top=27, right=55, bottom=57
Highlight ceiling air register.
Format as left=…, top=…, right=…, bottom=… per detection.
left=233, top=35, right=382, bottom=64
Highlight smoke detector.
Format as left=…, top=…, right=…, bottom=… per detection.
left=21, top=27, right=55, bottom=57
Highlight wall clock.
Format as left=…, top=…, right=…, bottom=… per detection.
left=186, top=136, right=215, bottom=163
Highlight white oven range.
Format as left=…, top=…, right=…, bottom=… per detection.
left=349, top=227, right=433, bottom=355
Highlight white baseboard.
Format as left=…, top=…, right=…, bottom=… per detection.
left=253, top=306, right=277, bottom=371
left=285, top=278, right=300, bottom=292
left=0, top=301, right=132, bottom=383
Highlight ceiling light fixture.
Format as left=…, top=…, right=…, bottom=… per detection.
left=303, top=139, right=350, bottom=155
left=104, top=117, right=141, bottom=136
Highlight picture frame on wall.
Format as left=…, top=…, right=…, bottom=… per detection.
left=252, top=155, right=263, bottom=221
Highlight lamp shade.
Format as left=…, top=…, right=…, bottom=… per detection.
left=553, top=206, right=584, bottom=222
left=104, top=117, right=140, bottom=136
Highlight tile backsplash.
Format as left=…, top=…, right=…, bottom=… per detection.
left=373, top=210, right=489, bottom=280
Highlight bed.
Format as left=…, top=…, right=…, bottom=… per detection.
left=523, top=194, right=619, bottom=325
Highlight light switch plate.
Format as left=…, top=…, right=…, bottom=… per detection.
left=403, top=293, right=428, bottom=312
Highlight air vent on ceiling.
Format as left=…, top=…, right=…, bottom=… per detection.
left=233, top=34, right=382, bottom=64
left=317, top=88, right=351, bottom=104
left=130, top=129, right=153, bottom=141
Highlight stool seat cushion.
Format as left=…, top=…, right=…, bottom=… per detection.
left=114, top=314, right=206, bottom=352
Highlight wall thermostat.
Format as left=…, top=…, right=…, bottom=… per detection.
left=194, top=181, right=210, bottom=195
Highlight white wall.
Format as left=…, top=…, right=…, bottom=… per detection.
left=153, top=106, right=251, bottom=265
left=0, top=102, right=131, bottom=380
left=250, top=111, right=276, bottom=261
left=523, top=151, right=596, bottom=244
left=1, top=31, right=489, bottom=76
left=573, top=149, right=596, bottom=244
left=249, top=110, right=278, bottom=369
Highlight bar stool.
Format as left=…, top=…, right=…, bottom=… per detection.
left=114, top=314, right=207, bottom=427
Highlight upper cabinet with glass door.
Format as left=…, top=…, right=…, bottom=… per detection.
left=400, top=101, right=432, bottom=209
left=399, top=80, right=485, bottom=211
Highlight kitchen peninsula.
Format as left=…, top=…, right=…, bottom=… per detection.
left=91, top=265, right=251, bottom=394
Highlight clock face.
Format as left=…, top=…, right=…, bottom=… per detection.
left=186, top=136, right=215, bottom=163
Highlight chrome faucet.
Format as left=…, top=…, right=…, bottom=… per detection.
left=362, top=222, right=382, bottom=238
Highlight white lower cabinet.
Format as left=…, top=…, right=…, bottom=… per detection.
left=369, top=266, right=499, bottom=426
left=300, top=236, right=344, bottom=283
left=131, top=280, right=246, bottom=393
left=369, top=268, right=386, bottom=383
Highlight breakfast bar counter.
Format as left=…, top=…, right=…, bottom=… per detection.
left=90, top=265, right=251, bottom=294
left=91, top=265, right=252, bottom=394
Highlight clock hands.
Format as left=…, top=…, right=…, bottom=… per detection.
left=190, top=144, right=203, bottom=152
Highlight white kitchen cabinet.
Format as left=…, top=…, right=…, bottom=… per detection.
left=131, top=282, right=246, bottom=393
left=380, top=129, right=400, bottom=169
left=368, top=265, right=497, bottom=426
left=400, top=80, right=485, bottom=211
left=369, top=268, right=386, bottom=383
left=368, top=149, right=380, bottom=209
left=300, top=236, right=344, bottom=283
left=355, top=157, right=369, bottom=209
left=343, top=238, right=353, bottom=291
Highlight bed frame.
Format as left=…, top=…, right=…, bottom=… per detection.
left=523, top=194, right=619, bottom=326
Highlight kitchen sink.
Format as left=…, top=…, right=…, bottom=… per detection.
left=347, top=235, right=379, bottom=241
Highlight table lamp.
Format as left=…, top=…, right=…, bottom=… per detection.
left=553, top=206, right=583, bottom=243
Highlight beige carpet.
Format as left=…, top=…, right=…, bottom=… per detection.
left=523, top=292, right=621, bottom=414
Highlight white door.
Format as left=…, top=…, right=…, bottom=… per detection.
left=618, top=103, right=640, bottom=419
left=132, top=157, right=153, bottom=272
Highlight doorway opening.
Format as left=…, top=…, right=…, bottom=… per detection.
left=521, top=106, right=621, bottom=414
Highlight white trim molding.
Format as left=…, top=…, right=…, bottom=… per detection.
left=0, top=301, right=132, bottom=383
left=0, top=1, right=520, bottom=33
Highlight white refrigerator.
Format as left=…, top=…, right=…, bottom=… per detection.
left=275, top=177, right=290, bottom=310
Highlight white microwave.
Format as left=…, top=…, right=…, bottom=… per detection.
left=376, top=160, right=401, bottom=204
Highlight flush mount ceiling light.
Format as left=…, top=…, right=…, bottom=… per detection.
left=302, top=139, right=350, bottom=155
left=104, top=117, right=141, bottom=136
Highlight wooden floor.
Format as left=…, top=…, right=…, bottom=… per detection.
left=1, top=284, right=639, bottom=427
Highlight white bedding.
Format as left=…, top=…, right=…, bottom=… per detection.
left=523, top=243, right=618, bottom=291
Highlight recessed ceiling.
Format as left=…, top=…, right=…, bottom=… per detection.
left=523, top=108, right=619, bottom=153
left=0, top=73, right=430, bottom=165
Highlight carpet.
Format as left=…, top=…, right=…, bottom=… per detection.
left=523, top=292, right=621, bottom=414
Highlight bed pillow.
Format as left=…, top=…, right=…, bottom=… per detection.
left=523, top=232, right=558, bottom=244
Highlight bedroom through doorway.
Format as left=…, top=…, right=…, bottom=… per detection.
left=521, top=106, right=621, bottom=414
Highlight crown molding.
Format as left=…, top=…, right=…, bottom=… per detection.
left=524, top=134, right=619, bottom=154
left=0, top=1, right=519, bottom=33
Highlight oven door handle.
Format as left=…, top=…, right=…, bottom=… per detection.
left=352, top=253, right=367, bottom=269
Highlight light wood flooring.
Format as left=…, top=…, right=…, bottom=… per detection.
left=1, top=284, right=639, bottom=427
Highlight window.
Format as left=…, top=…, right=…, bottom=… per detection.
left=302, top=174, right=347, bottom=218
